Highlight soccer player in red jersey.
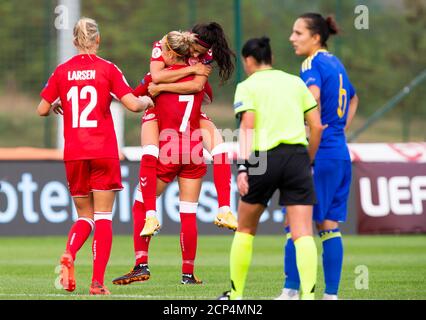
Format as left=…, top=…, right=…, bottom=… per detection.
left=135, top=22, right=237, bottom=240
left=37, top=17, right=151, bottom=295
left=113, top=31, right=208, bottom=285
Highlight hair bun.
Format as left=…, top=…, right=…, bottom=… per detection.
left=180, top=31, right=194, bottom=43
left=325, top=16, right=339, bottom=35
left=259, top=36, right=270, bottom=47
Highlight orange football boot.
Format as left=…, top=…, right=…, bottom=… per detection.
left=60, top=251, right=76, bottom=292
left=89, top=281, right=111, bottom=295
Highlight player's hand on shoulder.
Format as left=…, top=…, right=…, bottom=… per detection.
left=192, top=63, right=212, bottom=77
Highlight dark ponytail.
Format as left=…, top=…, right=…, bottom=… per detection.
left=242, top=36, right=272, bottom=65
left=300, top=13, right=340, bottom=47
left=325, top=16, right=339, bottom=35
left=192, top=22, right=236, bottom=83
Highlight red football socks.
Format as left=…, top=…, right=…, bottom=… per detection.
left=66, top=217, right=94, bottom=260
left=132, top=200, right=151, bottom=265
left=92, top=212, right=113, bottom=285
left=212, top=152, right=231, bottom=209
left=179, top=202, right=198, bottom=274
left=139, top=154, right=157, bottom=213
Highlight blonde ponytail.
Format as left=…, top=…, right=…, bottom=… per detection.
left=73, top=17, right=99, bottom=51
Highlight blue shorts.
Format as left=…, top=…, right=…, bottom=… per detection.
left=313, top=159, right=352, bottom=223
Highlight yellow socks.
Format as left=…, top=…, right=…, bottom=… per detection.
left=230, top=232, right=254, bottom=300
left=294, top=236, right=318, bottom=300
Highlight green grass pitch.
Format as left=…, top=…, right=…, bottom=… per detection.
left=0, top=235, right=425, bottom=300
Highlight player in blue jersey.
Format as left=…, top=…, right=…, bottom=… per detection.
left=277, top=13, right=359, bottom=300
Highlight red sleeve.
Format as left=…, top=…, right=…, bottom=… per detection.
left=133, top=73, right=152, bottom=97
left=150, top=41, right=164, bottom=62
left=200, top=49, right=214, bottom=65
left=40, top=70, right=59, bottom=104
left=110, top=64, right=133, bottom=99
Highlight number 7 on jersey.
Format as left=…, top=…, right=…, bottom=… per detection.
left=179, top=95, right=194, bottom=132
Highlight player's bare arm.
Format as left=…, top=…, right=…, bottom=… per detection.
left=308, top=85, right=321, bottom=113
left=304, top=106, right=324, bottom=162
left=237, top=111, right=255, bottom=197
left=148, top=74, right=209, bottom=98
left=345, top=94, right=359, bottom=131
left=37, top=99, right=53, bottom=116
left=150, top=60, right=211, bottom=84
left=120, top=93, right=154, bottom=113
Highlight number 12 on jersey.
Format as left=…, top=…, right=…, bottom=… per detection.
left=179, top=95, right=194, bottom=132
left=67, top=85, right=98, bottom=128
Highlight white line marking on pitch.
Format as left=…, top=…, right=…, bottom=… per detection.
left=0, top=293, right=218, bottom=299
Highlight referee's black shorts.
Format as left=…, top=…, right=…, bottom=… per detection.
left=241, top=144, right=316, bottom=207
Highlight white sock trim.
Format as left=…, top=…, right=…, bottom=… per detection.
left=218, top=206, right=231, bottom=214
left=77, top=217, right=95, bottom=230
left=211, top=143, right=229, bottom=157
left=283, top=288, right=299, bottom=294
left=179, top=201, right=198, bottom=214
left=141, top=145, right=159, bottom=158
left=135, top=189, right=144, bottom=203
left=135, top=251, right=149, bottom=260
left=146, top=210, right=156, bottom=218
left=94, top=212, right=113, bottom=222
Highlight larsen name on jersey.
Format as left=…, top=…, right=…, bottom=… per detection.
left=68, top=70, right=96, bottom=81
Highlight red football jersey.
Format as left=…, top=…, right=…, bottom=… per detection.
left=133, top=73, right=152, bottom=98
left=136, top=65, right=204, bottom=156
left=149, top=40, right=214, bottom=103
left=41, top=54, right=132, bottom=161
left=150, top=41, right=164, bottom=62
